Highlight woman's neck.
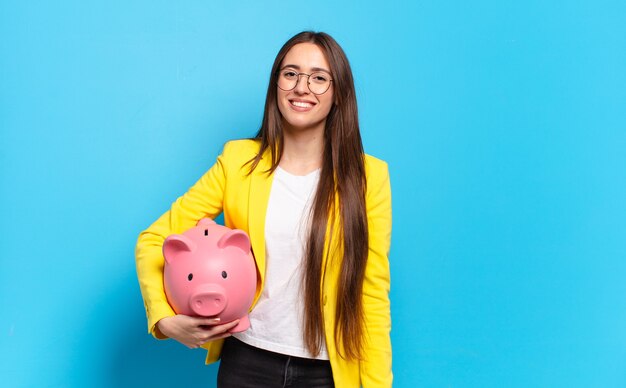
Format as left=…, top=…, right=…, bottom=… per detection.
left=280, top=123, right=324, bottom=176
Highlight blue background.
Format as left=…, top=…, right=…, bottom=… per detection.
left=1, top=1, right=625, bottom=387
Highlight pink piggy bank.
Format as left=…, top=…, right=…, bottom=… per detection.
left=163, top=218, right=257, bottom=333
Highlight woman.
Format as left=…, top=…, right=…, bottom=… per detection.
left=135, top=31, right=392, bottom=387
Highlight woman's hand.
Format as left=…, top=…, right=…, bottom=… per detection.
left=156, top=315, right=240, bottom=349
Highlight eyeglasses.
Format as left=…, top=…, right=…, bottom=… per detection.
left=277, top=68, right=334, bottom=95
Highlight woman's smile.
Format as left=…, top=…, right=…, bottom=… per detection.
left=289, top=98, right=317, bottom=111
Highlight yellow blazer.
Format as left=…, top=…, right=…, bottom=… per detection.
left=135, top=139, right=392, bottom=387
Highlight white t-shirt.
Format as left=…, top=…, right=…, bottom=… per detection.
left=234, top=166, right=328, bottom=360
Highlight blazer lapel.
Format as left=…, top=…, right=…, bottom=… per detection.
left=247, top=149, right=274, bottom=296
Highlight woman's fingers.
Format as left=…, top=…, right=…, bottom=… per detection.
left=197, top=319, right=241, bottom=343
left=195, top=316, right=221, bottom=326
left=204, top=319, right=240, bottom=336
left=213, top=319, right=240, bottom=332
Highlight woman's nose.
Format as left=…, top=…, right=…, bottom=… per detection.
left=294, top=74, right=310, bottom=94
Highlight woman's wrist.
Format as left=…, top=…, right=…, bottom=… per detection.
left=156, top=316, right=174, bottom=338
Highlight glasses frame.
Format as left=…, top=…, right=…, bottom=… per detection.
left=276, top=68, right=334, bottom=95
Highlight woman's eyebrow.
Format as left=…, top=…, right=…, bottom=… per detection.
left=281, top=64, right=331, bottom=73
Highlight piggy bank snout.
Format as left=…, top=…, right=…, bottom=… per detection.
left=190, top=285, right=227, bottom=317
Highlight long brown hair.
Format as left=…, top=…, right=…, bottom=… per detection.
left=248, top=31, right=368, bottom=360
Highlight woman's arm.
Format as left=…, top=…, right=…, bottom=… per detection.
left=135, top=145, right=229, bottom=339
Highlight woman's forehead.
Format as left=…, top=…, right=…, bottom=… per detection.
left=281, top=43, right=331, bottom=73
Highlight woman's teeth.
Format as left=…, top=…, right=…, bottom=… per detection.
left=291, top=101, right=314, bottom=108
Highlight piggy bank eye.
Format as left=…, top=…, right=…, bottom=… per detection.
left=221, top=271, right=228, bottom=279
left=188, top=273, right=193, bottom=281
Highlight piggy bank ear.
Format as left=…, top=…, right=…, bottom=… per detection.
left=197, top=218, right=216, bottom=227
left=217, top=230, right=251, bottom=253
left=163, top=235, right=196, bottom=264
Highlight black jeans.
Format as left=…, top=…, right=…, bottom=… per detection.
left=217, top=337, right=335, bottom=388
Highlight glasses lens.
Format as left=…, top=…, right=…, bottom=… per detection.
left=308, top=72, right=331, bottom=94
left=277, top=69, right=298, bottom=91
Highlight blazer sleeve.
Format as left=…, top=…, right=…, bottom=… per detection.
left=360, top=162, right=393, bottom=387
left=135, top=144, right=229, bottom=339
